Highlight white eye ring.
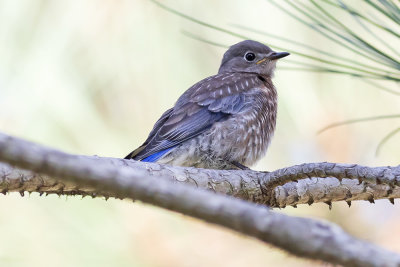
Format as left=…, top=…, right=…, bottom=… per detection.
left=244, top=52, right=256, bottom=62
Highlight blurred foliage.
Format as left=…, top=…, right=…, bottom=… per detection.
left=269, top=0, right=400, bottom=81
left=270, top=0, right=400, bottom=154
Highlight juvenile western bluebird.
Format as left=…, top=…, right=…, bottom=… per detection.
left=125, top=40, right=289, bottom=170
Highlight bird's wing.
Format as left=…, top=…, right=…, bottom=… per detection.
left=126, top=72, right=263, bottom=160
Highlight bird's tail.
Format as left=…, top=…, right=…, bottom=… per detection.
left=124, top=145, right=145, bottom=159
left=124, top=146, right=174, bottom=162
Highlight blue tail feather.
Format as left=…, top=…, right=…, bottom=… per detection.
left=142, top=147, right=175, bottom=162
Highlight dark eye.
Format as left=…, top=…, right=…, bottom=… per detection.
left=244, top=52, right=256, bottom=62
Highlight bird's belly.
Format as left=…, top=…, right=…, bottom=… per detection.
left=158, top=111, right=274, bottom=169
left=203, top=113, right=273, bottom=166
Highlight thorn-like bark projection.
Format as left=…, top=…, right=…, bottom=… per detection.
left=1, top=132, right=400, bottom=266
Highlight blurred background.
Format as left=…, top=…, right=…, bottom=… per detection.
left=0, top=0, right=399, bottom=266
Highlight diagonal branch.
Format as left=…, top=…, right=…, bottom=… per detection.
left=1, top=132, right=400, bottom=207
left=2, top=161, right=399, bottom=208
left=0, top=132, right=400, bottom=266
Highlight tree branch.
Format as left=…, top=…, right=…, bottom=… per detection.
left=1, top=140, right=399, bottom=207
left=2, top=161, right=399, bottom=207
left=0, top=132, right=400, bottom=266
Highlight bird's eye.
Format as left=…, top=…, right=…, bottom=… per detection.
left=244, top=52, right=256, bottom=62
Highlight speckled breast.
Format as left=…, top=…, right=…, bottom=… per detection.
left=200, top=82, right=277, bottom=166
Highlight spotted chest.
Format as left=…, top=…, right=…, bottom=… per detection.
left=202, top=83, right=277, bottom=166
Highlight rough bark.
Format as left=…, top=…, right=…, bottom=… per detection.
left=1, top=150, right=399, bottom=208
left=1, top=132, right=400, bottom=266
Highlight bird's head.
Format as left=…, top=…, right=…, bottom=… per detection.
left=218, top=40, right=289, bottom=77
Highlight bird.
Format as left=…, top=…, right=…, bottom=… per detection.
left=125, top=40, right=289, bottom=170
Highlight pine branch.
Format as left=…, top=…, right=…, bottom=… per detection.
left=1, top=132, right=400, bottom=206
left=0, top=132, right=400, bottom=266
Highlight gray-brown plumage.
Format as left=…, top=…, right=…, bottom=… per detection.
left=125, top=40, right=289, bottom=169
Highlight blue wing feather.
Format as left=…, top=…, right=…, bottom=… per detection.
left=141, top=147, right=175, bottom=162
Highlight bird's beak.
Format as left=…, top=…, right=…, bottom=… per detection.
left=268, top=51, right=290, bottom=60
